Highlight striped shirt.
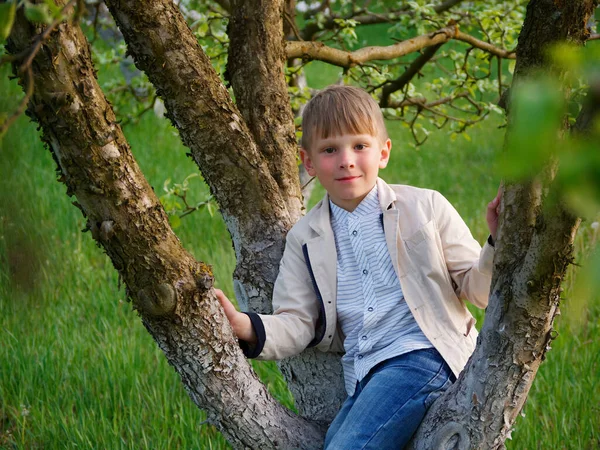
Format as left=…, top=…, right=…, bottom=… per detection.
left=330, top=186, right=432, bottom=395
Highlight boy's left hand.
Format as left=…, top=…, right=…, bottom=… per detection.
left=486, top=186, right=502, bottom=241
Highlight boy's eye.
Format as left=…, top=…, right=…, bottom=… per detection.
left=324, top=147, right=336, bottom=154
left=355, top=144, right=366, bottom=150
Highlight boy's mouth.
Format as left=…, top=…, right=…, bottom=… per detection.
left=336, top=176, right=360, bottom=182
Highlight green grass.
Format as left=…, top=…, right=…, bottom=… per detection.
left=1, top=39, right=599, bottom=450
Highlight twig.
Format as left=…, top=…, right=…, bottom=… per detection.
left=379, top=43, right=443, bottom=107
left=386, top=92, right=469, bottom=109
left=409, top=109, right=428, bottom=146
left=300, top=0, right=465, bottom=41
left=284, top=10, right=303, bottom=41
left=435, top=0, right=465, bottom=14
left=301, top=176, right=316, bottom=191
left=120, top=95, right=158, bottom=127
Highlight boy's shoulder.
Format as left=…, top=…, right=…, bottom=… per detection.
left=286, top=197, right=329, bottom=242
left=386, top=183, right=455, bottom=221
left=384, top=181, right=445, bottom=210
left=287, top=181, right=447, bottom=241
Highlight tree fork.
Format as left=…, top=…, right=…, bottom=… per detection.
left=6, top=5, right=324, bottom=448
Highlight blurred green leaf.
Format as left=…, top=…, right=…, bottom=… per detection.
left=500, top=77, right=565, bottom=179
left=43, top=0, right=62, bottom=16
left=168, top=214, right=181, bottom=229
left=25, top=2, right=53, bottom=25
left=0, top=0, right=17, bottom=44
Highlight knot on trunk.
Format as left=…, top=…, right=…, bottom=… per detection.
left=136, top=283, right=177, bottom=317
left=431, top=421, right=471, bottom=450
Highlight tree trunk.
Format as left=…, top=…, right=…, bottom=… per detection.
left=104, top=0, right=294, bottom=319
left=7, top=4, right=324, bottom=448
left=226, top=0, right=303, bottom=225
left=409, top=1, right=596, bottom=448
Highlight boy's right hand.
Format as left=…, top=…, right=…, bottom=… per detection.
left=215, top=289, right=257, bottom=344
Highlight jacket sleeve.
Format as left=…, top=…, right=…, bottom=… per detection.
left=432, top=190, right=494, bottom=308
left=243, top=229, right=320, bottom=360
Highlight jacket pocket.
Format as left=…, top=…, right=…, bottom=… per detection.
left=404, top=220, right=434, bottom=251
left=404, top=220, right=448, bottom=283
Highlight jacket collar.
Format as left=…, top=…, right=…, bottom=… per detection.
left=309, top=178, right=397, bottom=236
left=377, top=177, right=397, bottom=211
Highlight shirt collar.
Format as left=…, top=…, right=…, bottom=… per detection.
left=329, top=185, right=380, bottom=224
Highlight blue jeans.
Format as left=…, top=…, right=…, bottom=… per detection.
left=324, top=348, right=454, bottom=450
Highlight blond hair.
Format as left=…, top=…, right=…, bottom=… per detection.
left=300, top=85, right=388, bottom=151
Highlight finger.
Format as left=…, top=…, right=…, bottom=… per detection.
left=214, top=289, right=232, bottom=309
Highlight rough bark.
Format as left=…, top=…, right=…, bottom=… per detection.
left=7, top=4, right=324, bottom=448
left=410, top=1, right=596, bottom=448
left=102, top=0, right=292, bottom=320
left=226, top=0, right=303, bottom=226
left=226, top=0, right=346, bottom=422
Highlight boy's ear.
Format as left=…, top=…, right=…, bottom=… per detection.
left=379, top=139, right=392, bottom=169
left=300, top=148, right=317, bottom=176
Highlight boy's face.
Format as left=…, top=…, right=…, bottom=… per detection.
left=300, top=133, right=391, bottom=212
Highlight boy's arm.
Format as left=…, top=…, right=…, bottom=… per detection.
left=216, top=230, right=320, bottom=360
left=432, top=190, right=495, bottom=308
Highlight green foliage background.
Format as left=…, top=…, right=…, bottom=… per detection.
left=1, top=8, right=599, bottom=449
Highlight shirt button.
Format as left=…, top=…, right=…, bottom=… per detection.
left=352, top=230, right=358, bottom=236
left=361, top=336, right=367, bottom=340
left=367, top=307, right=373, bottom=312
left=358, top=355, right=363, bottom=360
left=362, top=269, right=368, bottom=275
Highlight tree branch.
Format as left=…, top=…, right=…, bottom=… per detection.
left=379, top=44, right=443, bottom=107
left=227, top=1, right=347, bottom=424
left=287, top=26, right=516, bottom=68
left=104, top=0, right=295, bottom=319
left=227, top=0, right=303, bottom=229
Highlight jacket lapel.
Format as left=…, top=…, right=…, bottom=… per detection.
left=306, top=196, right=338, bottom=309
left=378, top=178, right=410, bottom=279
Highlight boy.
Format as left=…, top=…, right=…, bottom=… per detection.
left=216, top=85, right=500, bottom=449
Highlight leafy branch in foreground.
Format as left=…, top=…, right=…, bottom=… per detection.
left=159, top=174, right=217, bottom=228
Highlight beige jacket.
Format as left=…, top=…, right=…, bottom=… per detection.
left=244, top=178, right=494, bottom=378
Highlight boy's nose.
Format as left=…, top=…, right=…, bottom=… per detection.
left=339, top=151, right=355, bottom=168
